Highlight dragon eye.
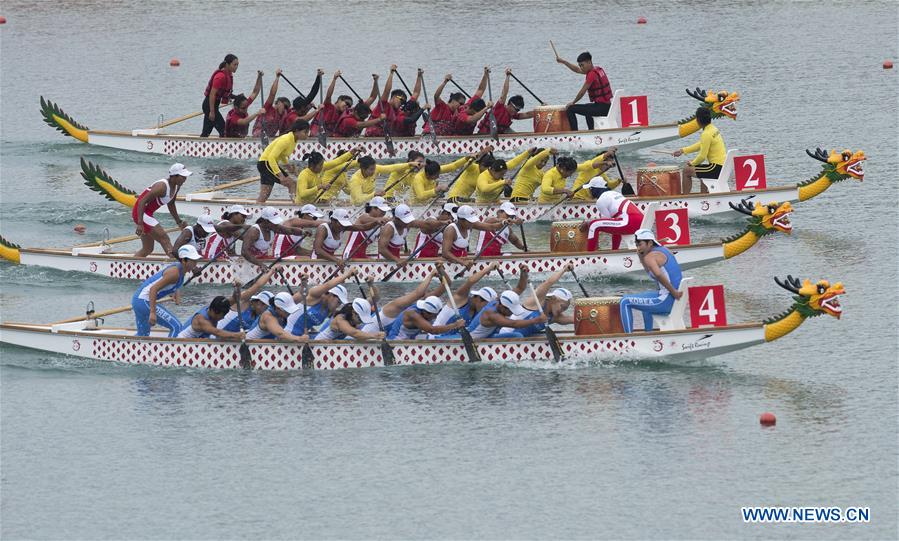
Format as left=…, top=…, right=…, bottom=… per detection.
left=817, top=285, right=826, bottom=294
left=717, top=91, right=727, bottom=101
left=767, top=205, right=776, bottom=214
left=842, top=151, right=851, bottom=161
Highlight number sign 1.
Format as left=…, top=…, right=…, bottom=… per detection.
left=733, top=154, right=767, bottom=191
left=688, top=285, right=728, bottom=328
left=620, top=96, right=648, bottom=127
left=654, top=208, right=691, bottom=246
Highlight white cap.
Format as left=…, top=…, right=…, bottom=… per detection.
left=472, top=287, right=497, bottom=303
left=169, top=163, right=192, bottom=177
left=226, top=204, right=251, bottom=216
left=442, top=202, right=458, bottom=218
left=634, top=228, right=660, bottom=245
left=369, top=196, right=391, bottom=212
left=547, top=287, right=573, bottom=302
left=196, top=214, right=216, bottom=233
left=499, top=290, right=526, bottom=316
left=352, top=298, right=375, bottom=325
left=456, top=205, right=478, bottom=223
left=330, top=208, right=353, bottom=227
left=259, top=206, right=284, bottom=225
left=250, top=290, right=274, bottom=304
left=328, top=284, right=348, bottom=305
left=393, top=204, right=415, bottom=224
left=498, top=201, right=518, bottom=217
left=177, top=245, right=201, bottom=260
left=586, top=176, right=608, bottom=190
left=273, top=291, right=301, bottom=314
left=299, top=204, right=324, bottom=218
left=416, top=296, right=444, bottom=314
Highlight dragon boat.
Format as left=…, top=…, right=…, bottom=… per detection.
left=79, top=146, right=863, bottom=224
left=40, top=88, right=738, bottom=160
left=0, top=199, right=793, bottom=284
left=0, top=276, right=844, bottom=371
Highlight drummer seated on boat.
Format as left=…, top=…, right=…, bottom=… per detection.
left=619, top=229, right=683, bottom=333
left=286, top=270, right=355, bottom=336
left=272, top=204, right=326, bottom=258
left=132, top=163, right=192, bottom=258
left=203, top=204, right=251, bottom=260
left=241, top=207, right=308, bottom=268
left=673, top=106, right=726, bottom=195
left=580, top=176, right=644, bottom=251
left=131, top=245, right=201, bottom=337
left=177, top=296, right=245, bottom=340
left=509, top=147, right=554, bottom=202
left=257, top=120, right=311, bottom=203
left=246, top=292, right=309, bottom=343
left=172, top=214, right=218, bottom=256
left=556, top=50, right=613, bottom=131
left=342, top=197, right=392, bottom=260
left=474, top=202, right=526, bottom=257
left=441, top=205, right=510, bottom=269
left=477, top=69, right=535, bottom=135
left=424, top=74, right=467, bottom=136
left=313, top=298, right=385, bottom=341
left=496, top=265, right=575, bottom=338
left=443, top=147, right=494, bottom=204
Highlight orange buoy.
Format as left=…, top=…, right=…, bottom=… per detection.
left=74, top=224, right=87, bottom=234
left=637, top=17, right=647, bottom=24
left=169, top=58, right=181, bottom=67
left=646, top=161, right=657, bottom=168
left=884, top=60, right=894, bottom=70
left=0, top=16, right=7, bottom=24
left=759, top=412, right=776, bottom=426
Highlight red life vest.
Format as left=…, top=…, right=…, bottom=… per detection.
left=204, top=69, right=234, bottom=104
left=587, top=67, right=612, bottom=104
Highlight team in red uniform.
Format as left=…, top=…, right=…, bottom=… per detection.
left=556, top=50, right=614, bottom=130
left=477, top=69, right=535, bottom=134
left=202, top=54, right=240, bottom=137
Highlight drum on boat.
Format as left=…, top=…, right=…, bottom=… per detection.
left=533, top=105, right=572, bottom=133
left=574, top=296, right=624, bottom=335
left=637, top=165, right=682, bottom=197
left=550, top=221, right=587, bottom=252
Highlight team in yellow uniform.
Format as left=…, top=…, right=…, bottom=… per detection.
left=295, top=151, right=355, bottom=203
left=675, top=106, right=727, bottom=193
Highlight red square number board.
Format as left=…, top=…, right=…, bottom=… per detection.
left=688, top=285, right=727, bottom=327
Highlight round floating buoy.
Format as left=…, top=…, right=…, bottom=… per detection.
left=74, top=224, right=87, bottom=234
left=170, top=58, right=181, bottom=67
left=884, top=60, right=893, bottom=70
left=646, top=162, right=657, bottom=168
left=759, top=412, right=776, bottom=426
left=637, top=17, right=647, bottom=24
left=0, top=16, right=7, bottom=24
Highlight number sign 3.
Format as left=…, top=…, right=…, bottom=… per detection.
left=654, top=208, right=691, bottom=245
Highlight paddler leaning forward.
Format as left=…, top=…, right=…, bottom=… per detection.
left=131, top=245, right=202, bottom=337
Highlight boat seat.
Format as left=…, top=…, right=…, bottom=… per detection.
left=701, top=149, right=737, bottom=194
left=655, top=277, right=693, bottom=331
left=623, top=202, right=659, bottom=249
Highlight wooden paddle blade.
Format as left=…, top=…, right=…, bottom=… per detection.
left=385, top=135, right=396, bottom=156
left=381, top=342, right=396, bottom=366
left=238, top=342, right=253, bottom=369
left=301, top=344, right=314, bottom=369
left=545, top=327, right=564, bottom=363
left=317, top=130, right=327, bottom=148
left=460, top=329, right=481, bottom=363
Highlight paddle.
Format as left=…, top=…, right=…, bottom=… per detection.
left=453, top=223, right=509, bottom=279
left=421, top=156, right=475, bottom=215
left=528, top=281, right=564, bottom=363
left=381, top=221, right=452, bottom=282
left=313, top=150, right=360, bottom=203
left=381, top=167, right=417, bottom=198
left=233, top=283, right=253, bottom=369
left=181, top=224, right=254, bottom=286
left=241, top=232, right=309, bottom=290
left=448, top=80, right=471, bottom=99
left=494, top=265, right=511, bottom=289
left=322, top=222, right=386, bottom=282
left=614, top=155, right=635, bottom=196
left=419, top=74, right=439, bottom=147
left=300, top=275, right=315, bottom=369
left=485, top=71, right=499, bottom=142
left=279, top=72, right=308, bottom=101
left=569, top=266, right=589, bottom=297
left=155, top=111, right=204, bottom=130
left=315, top=77, right=328, bottom=148
left=373, top=83, right=397, bottom=156
left=503, top=146, right=536, bottom=198
left=535, top=186, right=587, bottom=221
left=258, top=74, right=271, bottom=147
left=438, top=268, right=481, bottom=364
left=519, top=222, right=529, bottom=252
left=352, top=275, right=396, bottom=366
left=508, top=72, right=546, bottom=106
left=337, top=75, right=364, bottom=102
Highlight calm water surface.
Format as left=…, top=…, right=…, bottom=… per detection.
left=1, top=1, right=897, bottom=539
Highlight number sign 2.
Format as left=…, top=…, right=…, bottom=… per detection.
left=620, top=96, right=648, bottom=127
left=654, top=208, right=691, bottom=245
left=688, top=285, right=727, bottom=327
left=733, top=154, right=767, bottom=191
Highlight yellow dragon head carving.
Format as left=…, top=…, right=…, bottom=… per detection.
left=805, top=147, right=865, bottom=182
left=727, top=199, right=793, bottom=237
left=774, top=275, right=845, bottom=319
left=686, top=87, right=740, bottom=120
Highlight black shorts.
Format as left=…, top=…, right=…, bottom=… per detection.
left=257, top=161, right=280, bottom=186
left=694, top=163, right=723, bottom=179
left=447, top=196, right=473, bottom=204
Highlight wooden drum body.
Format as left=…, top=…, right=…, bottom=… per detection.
left=574, top=296, right=624, bottom=335
left=637, top=165, right=682, bottom=197
left=533, top=105, right=572, bottom=133
left=550, top=221, right=587, bottom=252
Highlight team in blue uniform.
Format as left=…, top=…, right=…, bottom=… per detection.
left=619, top=229, right=683, bottom=333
